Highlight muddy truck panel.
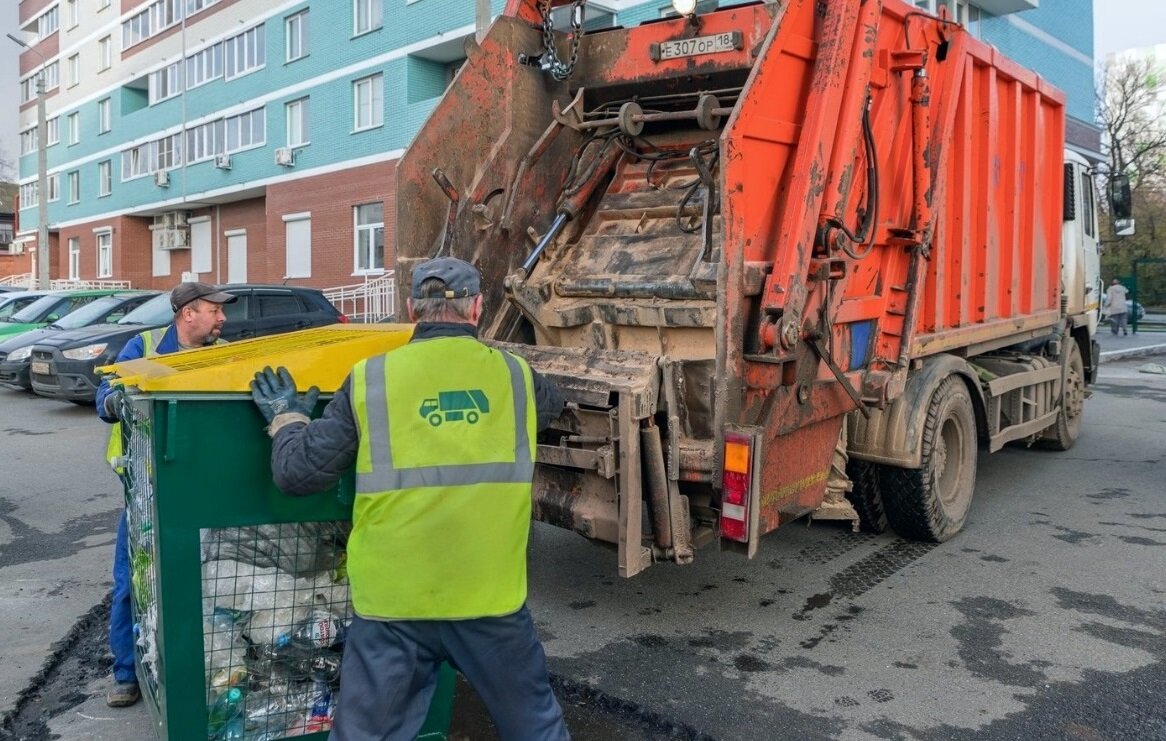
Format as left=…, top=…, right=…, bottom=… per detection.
left=396, top=0, right=1083, bottom=574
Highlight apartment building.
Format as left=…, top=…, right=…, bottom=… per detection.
left=12, top=0, right=1100, bottom=290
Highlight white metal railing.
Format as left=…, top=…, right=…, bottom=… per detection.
left=0, top=275, right=133, bottom=290
left=322, top=272, right=396, bottom=323
left=51, top=279, right=134, bottom=290
left=0, top=273, right=35, bottom=288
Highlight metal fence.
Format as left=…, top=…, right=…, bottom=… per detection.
left=0, top=273, right=134, bottom=290
left=321, top=273, right=396, bottom=323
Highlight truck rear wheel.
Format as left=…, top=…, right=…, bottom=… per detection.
left=844, top=459, right=889, bottom=533
left=1038, top=341, right=1084, bottom=451
left=880, top=378, right=978, bottom=542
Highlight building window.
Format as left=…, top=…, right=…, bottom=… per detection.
left=354, top=0, right=382, bottom=36
left=98, top=160, right=112, bottom=196
left=68, top=238, right=81, bottom=281
left=186, top=119, right=225, bottom=162
left=67, top=54, right=80, bottom=88
left=150, top=62, right=183, bottom=104
left=122, top=142, right=157, bottom=180
left=46, top=117, right=60, bottom=146
left=47, top=174, right=60, bottom=203
left=99, top=36, right=112, bottom=71
left=19, top=183, right=38, bottom=208
left=353, top=74, right=383, bottom=131
left=68, top=171, right=80, bottom=204
left=33, top=6, right=59, bottom=41
left=354, top=203, right=384, bottom=273
left=66, top=0, right=79, bottom=29
left=225, top=108, right=266, bottom=152
left=68, top=113, right=80, bottom=146
left=285, top=213, right=312, bottom=278
left=98, top=98, right=112, bottom=133
left=224, top=25, right=265, bottom=80
left=20, top=63, right=60, bottom=102
left=286, top=10, right=309, bottom=62
left=97, top=231, right=113, bottom=278
left=186, top=43, right=223, bottom=89
left=157, top=133, right=183, bottom=171
left=286, top=97, right=309, bottom=147
left=20, top=129, right=38, bottom=155
left=99, top=0, right=111, bottom=10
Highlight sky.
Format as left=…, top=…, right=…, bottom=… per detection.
left=2, top=0, right=1166, bottom=181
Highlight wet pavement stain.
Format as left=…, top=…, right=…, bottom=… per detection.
left=569, top=600, right=597, bottom=610
left=0, top=498, right=121, bottom=568
left=949, top=596, right=1045, bottom=687
left=1116, top=535, right=1166, bottom=546
left=793, top=591, right=834, bottom=621
left=980, top=554, right=1009, bottom=563
left=733, top=654, right=771, bottom=672
left=777, top=656, right=845, bottom=676
left=867, top=688, right=894, bottom=703
left=863, top=590, right=1166, bottom=740
left=1051, top=526, right=1099, bottom=544
left=1086, top=488, right=1133, bottom=501
left=2, top=427, right=54, bottom=436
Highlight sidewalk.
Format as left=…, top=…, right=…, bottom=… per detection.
left=1096, top=321, right=1166, bottom=362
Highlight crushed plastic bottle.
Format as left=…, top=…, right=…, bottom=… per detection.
left=286, top=608, right=347, bottom=650
left=207, top=686, right=244, bottom=738
left=206, top=607, right=250, bottom=690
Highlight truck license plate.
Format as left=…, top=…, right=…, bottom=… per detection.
left=653, top=32, right=740, bottom=61
left=31, top=361, right=49, bottom=375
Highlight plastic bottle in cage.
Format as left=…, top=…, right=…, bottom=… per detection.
left=303, top=651, right=342, bottom=683
left=305, top=679, right=333, bottom=732
left=207, top=686, right=245, bottom=737
left=286, top=608, right=347, bottom=650
left=219, top=717, right=246, bottom=740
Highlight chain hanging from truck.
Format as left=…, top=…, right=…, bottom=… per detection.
left=539, top=0, right=586, bottom=81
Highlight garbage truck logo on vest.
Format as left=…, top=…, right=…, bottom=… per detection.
left=418, top=389, right=490, bottom=426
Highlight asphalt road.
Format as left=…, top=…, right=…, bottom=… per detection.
left=0, top=348, right=1164, bottom=740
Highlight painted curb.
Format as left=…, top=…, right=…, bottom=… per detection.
left=1099, top=343, right=1166, bottom=363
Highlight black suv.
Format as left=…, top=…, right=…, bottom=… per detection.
left=30, top=284, right=345, bottom=404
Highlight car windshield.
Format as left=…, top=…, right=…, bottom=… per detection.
left=8, top=294, right=64, bottom=323
left=50, top=295, right=126, bottom=329
left=119, top=293, right=175, bottom=326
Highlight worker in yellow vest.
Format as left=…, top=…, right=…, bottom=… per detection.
left=250, top=257, right=568, bottom=740
left=97, top=282, right=237, bottom=708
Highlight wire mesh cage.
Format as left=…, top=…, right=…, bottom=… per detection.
left=118, top=388, right=453, bottom=741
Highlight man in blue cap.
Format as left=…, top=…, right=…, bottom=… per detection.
left=250, top=257, right=569, bottom=740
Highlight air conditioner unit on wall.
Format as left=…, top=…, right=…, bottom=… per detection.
left=154, top=228, right=189, bottom=251
left=215, top=153, right=232, bottom=170
left=154, top=170, right=170, bottom=187
left=274, top=147, right=295, bottom=167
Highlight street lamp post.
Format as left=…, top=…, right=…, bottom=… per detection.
left=7, top=33, right=51, bottom=290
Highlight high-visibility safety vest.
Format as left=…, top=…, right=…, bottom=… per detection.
left=105, top=329, right=225, bottom=473
left=348, top=336, right=538, bottom=620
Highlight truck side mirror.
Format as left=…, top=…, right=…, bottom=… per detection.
left=1109, top=175, right=1132, bottom=220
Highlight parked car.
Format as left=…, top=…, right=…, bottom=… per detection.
left=0, top=292, right=159, bottom=390
left=0, top=291, right=49, bottom=320
left=0, top=285, right=24, bottom=293
left=30, top=284, right=346, bottom=404
left=0, top=289, right=124, bottom=341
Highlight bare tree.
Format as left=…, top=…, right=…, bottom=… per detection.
left=1097, top=56, right=1166, bottom=300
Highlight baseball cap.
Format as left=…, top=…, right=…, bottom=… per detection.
left=170, top=282, right=238, bottom=312
left=411, top=257, right=481, bottom=299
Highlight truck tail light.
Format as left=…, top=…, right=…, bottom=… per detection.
left=720, top=432, right=753, bottom=542
left=337, top=313, right=350, bottom=323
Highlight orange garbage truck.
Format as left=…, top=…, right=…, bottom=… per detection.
left=394, top=0, right=1118, bottom=575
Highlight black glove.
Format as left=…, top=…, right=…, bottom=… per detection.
left=102, top=386, right=126, bottom=421
left=250, top=366, right=320, bottom=425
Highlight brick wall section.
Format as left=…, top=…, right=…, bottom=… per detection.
left=265, top=160, right=399, bottom=289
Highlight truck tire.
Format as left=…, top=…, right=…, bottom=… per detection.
left=844, top=459, right=889, bottom=533
left=1037, top=341, right=1084, bottom=451
left=880, top=377, right=978, bottom=542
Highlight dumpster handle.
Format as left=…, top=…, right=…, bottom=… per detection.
left=163, top=400, right=178, bottom=462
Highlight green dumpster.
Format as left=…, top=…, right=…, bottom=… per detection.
left=114, top=327, right=453, bottom=740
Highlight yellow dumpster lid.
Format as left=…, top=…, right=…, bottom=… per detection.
left=99, top=324, right=415, bottom=393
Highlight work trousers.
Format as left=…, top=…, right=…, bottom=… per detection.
left=331, top=606, right=569, bottom=741
left=111, top=510, right=137, bottom=683
left=1110, top=311, right=1129, bottom=334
